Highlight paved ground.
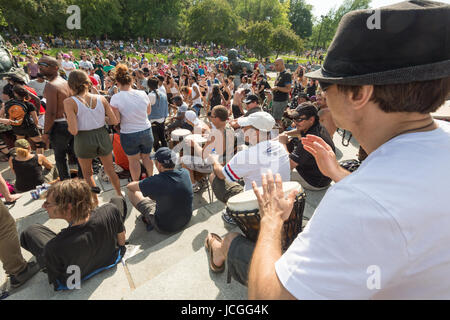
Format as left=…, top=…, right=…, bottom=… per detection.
left=0, top=128, right=360, bottom=300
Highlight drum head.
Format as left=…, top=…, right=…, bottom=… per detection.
left=185, top=134, right=207, bottom=145
left=171, top=129, right=191, bottom=140
left=227, top=181, right=303, bottom=212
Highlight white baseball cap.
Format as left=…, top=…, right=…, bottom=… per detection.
left=237, top=112, right=275, bottom=132
left=185, top=110, right=199, bottom=126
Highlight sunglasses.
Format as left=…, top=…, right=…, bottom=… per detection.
left=38, top=62, right=50, bottom=67
left=294, top=117, right=308, bottom=123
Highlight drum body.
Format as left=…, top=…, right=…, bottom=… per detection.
left=170, top=128, right=191, bottom=150
left=226, top=181, right=306, bottom=251
left=184, top=134, right=209, bottom=181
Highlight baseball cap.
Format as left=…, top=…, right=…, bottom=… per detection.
left=243, top=94, right=259, bottom=104
left=63, top=54, right=70, bottom=59
left=237, top=111, right=275, bottom=132
left=185, top=110, right=199, bottom=125
left=150, top=147, right=176, bottom=166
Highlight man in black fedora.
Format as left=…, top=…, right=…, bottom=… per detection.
left=208, top=1, right=450, bottom=299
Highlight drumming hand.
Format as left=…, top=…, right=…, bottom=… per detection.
left=301, top=134, right=343, bottom=182
left=252, top=171, right=297, bottom=224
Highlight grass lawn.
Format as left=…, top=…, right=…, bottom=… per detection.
left=13, top=46, right=321, bottom=67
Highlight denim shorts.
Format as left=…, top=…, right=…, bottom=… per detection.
left=120, top=128, right=154, bottom=156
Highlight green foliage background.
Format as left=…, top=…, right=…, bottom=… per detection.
left=0, top=0, right=371, bottom=57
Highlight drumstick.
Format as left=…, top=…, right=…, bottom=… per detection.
left=271, top=129, right=302, bottom=141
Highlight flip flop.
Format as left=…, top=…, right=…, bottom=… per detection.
left=204, top=233, right=225, bottom=273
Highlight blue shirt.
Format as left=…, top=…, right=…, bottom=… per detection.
left=139, top=169, right=193, bottom=232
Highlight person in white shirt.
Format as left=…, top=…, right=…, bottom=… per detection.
left=218, top=1, right=450, bottom=300
left=188, top=76, right=203, bottom=116
left=79, top=55, right=93, bottom=71
left=61, top=54, right=76, bottom=78
left=207, top=111, right=290, bottom=226
left=110, top=64, right=154, bottom=181
left=27, top=73, right=47, bottom=97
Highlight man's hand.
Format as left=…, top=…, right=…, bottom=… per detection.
left=252, top=171, right=297, bottom=223
left=278, top=133, right=289, bottom=145
left=42, top=133, right=50, bottom=145
left=271, top=86, right=278, bottom=92
left=207, top=153, right=220, bottom=165
left=301, top=134, right=350, bottom=182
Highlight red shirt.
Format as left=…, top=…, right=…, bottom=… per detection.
left=88, top=76, right=98, bottom=87
left=24, top=85, right=45, bottom=114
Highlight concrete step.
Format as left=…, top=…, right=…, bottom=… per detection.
left=123, top=244, right=248, bottom=300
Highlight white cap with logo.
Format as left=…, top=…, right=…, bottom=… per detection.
left=237, top=112, right=275, bottom=132
left=185, top=110, right=200, bottom=126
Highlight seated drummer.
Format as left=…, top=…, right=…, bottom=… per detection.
left=166, top=95, right=193, bottom=132
left=181, top=105, right=235, bottom=192
left=279, top=103, right=336, bottom=190
left=127, top=147, right=193, bottom=233
left=208, top=111, right=291, bottom=225
left=230, top=94, right=263, bottom=130
left=184, top=110, right=211, bottom=136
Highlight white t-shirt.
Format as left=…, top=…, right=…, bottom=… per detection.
left=79, top=60, right=93, bottom=70
left=191, top=83, right=202, bottom=105
left=61, top=60, right=76, bottom=77
left=222, top=140, right=290, bottom=191
left=276, top=121, right=450, bottom=299
left=27, top=79, right=47, bottom=97
left=158, top=84, right=166, bottom=95
left=110, top=90, right=151, bottom=134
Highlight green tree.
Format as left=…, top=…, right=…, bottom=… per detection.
left=186, top=0, right=240, bottom=47
left=244, top=21, right=273, bottom=59
left=289, top=0, right=313, bottom=38
left=234, top=0, right=291, bottom=28
left=270, top=25, right=303, bottom=58
left=310, top=0, right=371, bottom=50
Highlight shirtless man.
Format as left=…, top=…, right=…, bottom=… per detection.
left=38, top=56, right=75, bottom=181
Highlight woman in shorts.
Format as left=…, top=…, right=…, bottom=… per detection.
left=110, top=64, right=154, bottom=181
left=64, top=70, right=122, bottom=196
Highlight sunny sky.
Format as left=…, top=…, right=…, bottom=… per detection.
left=305, top=0, right=450, bottom=19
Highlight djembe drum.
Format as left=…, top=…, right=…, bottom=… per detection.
left=184, top=134, right=209, bottom=181
left=170, top=128, right=191, bottom=150
left=226, top=181, right=306, bottom=251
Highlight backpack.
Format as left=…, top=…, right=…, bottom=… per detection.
left=5, top=100, right=33, bottom=127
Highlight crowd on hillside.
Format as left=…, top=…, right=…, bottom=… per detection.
left=2, top=1, right=449, bottom=301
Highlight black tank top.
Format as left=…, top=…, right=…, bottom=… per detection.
left=13, top=155, right=44, bottom=192
left=221, top=88, right=229, bottom=101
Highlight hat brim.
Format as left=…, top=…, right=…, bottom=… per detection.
left=237, top=117, right=252, bottom=128
left=305, top=60, right=450, bottom=86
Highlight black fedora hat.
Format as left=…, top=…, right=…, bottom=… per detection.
left=306, top=1, right=450, bottom=86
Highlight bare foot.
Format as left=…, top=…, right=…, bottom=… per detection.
left=5, top=193, right=22, bottom=203
left=206, top=233, right=226, bottom=268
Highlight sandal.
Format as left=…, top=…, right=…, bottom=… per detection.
left=204, top=233, right=225, bottom=273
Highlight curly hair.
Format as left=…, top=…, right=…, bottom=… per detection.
left=46, top=179, right=98, bottom=222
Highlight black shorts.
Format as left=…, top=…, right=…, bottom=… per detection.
left=227, top=235, right=255, bottom=287
left=12, top=125, right=40, bottom=138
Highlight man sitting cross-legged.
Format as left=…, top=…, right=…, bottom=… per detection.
left=127, top=147, right=193, bottom=233
left=181, top=105, right=235, bottom=192
left=208, top=111, right=291, bottom=225
left=20, top=179, right=127, bottom=290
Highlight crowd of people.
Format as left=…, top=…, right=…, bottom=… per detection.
left=1, top=0, right=450, bottom=300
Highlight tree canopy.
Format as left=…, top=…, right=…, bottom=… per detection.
left=1, top=0, right=373, bottom=58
